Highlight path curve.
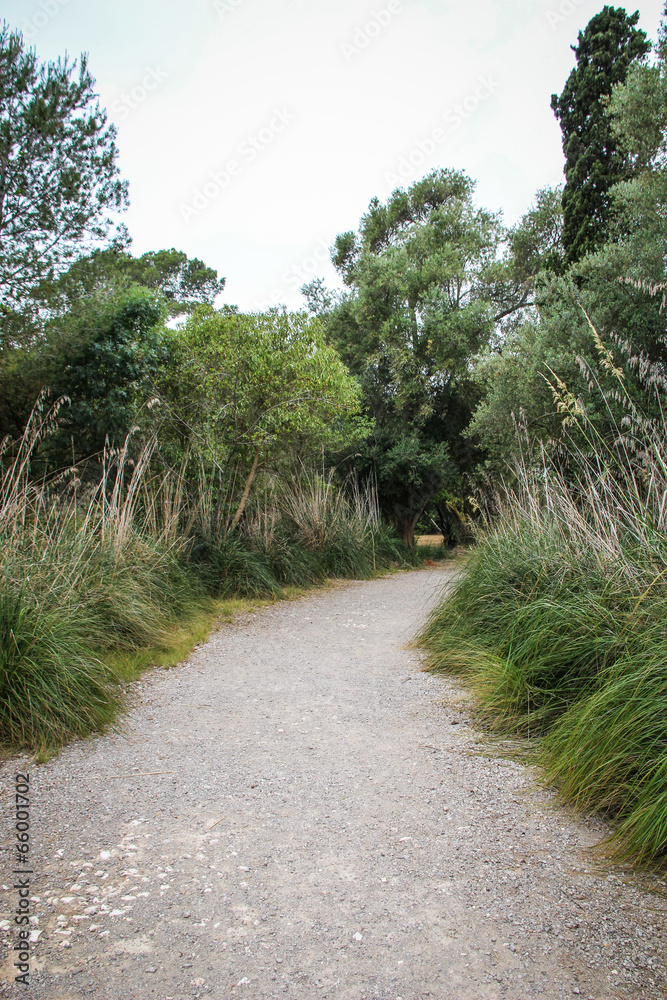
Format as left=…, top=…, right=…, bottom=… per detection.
left=1, top=567, right=666, bottom=999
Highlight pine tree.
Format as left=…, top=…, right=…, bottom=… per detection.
left=0, top=23, right=128, bottom=312
left=551, top=6, right=650, bottom=263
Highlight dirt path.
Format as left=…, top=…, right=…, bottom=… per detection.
left=1, top=566, right=666, bottom=999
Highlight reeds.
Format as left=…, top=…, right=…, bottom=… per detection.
left=418, top=329, right=667, bottom=869
left=0, top=403, right=415, bottom=752
left=0, top=399, right=204, bottom=751
left=190, top=470, right=411, bottom=596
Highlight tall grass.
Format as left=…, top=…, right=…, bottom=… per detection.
left=1, top=401, right=417, bottom=752
left=187, top=470, right=414, bottom=596
left=418, top=328, right=667, bottom=869
left=0, top=398, right=205, bottom=752
left=279, top=470, right=407, bottom=578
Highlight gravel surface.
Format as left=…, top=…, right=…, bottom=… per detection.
left=1, top=565, right=666, bottom=999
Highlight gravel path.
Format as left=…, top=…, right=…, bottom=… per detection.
left=1, top=565, right=666, bottom=999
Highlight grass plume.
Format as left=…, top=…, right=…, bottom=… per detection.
left=418, top=323, right=667, bottom=870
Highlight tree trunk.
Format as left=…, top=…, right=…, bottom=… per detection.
left=396, top=510, right=421, bottom=550
left=229, top=447, right=260, bottom=531
left=408, top=296, right=419, bottom=352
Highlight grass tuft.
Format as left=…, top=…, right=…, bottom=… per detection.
left=417, top=345, right=667, bottom=870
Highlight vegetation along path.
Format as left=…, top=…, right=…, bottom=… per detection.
left=1, top=566, right=666, bottom=1000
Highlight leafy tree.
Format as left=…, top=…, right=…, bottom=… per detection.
left=122, top=250, right=225, bottom=314
left=321, top=169, right=508, bottom=546
left=0, top=244, right=225, bottom=465
left=481, top=185, right=565, bottom=336
left=34, top=247, right=225, bottom=318
left=301, top=277, right=337, bottom=316
left=502, top=186, right=565, bottom=286
left=0, top=285, right=168, bottom=467
left=551, top=6, right=650, bottom=263
left=0, top=23, right=128, bottom=315
left=161, top=308, right=360, bottom=534
left=467, top=280, right=590, bottom=468
left=608, top=5, right=667, bottom=173
left=605, top=4, right=667, bottom=284
left=470, top=13, right=667, bottom=474
left=561, top=9, right=667, bottom=398
left=468, top=234, right=667, bottom=469
left=468, top=236, right=667, bottom=471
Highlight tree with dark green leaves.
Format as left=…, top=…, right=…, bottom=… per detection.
left=0, top=244, right=226, bottom=452
left=609, top=5, right=667, bottom=174
left=311, top=169, right=509, bottom=547
left=605, top=3, right=667, bottom=290
left=482, top=185, right=565, bottom=327
left=0, top=23, right=128, bottom=317
left=469, top=0, right=667, bottom=474
left=121, top=250, right=225, bottom=314
left=551, top=6, right=650, bottom=264
left=160, top=307, right=361, bottom=536
left=0, top=285, right=169, bottom=469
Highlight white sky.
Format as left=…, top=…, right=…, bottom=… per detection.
left=5, top=0, right=665, bottom=311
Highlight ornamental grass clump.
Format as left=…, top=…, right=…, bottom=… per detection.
left=0, top=398, right=202, bottom=751
left=418, top=319, right=667, bottom=869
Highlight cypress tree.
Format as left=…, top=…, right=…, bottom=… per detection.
left=551, top=6, right=650, bottom=263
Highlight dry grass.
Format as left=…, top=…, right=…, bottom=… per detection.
left=416, top=534, right=444, bottom=547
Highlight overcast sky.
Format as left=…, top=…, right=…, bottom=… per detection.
left=5, top=0, right=664, bottom=310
